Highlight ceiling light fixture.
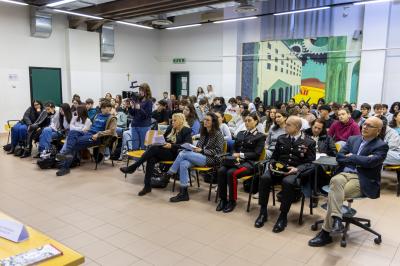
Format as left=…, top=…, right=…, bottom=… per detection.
left=274, top=6, right=330, bottom=16
left=117, top=21, right=153, bottom=29
left=166, top=24, right=201, bottom=30
left=53, top=9, right=103, bottom=20
left=0, top=0, right=28, bottom=6
left=47, top=0, right=76, bottom=7
left=213, top=16, right=257, bottom=24
left=353, top=0, right=392, bottom=5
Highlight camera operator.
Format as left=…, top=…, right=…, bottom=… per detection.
left=128, top=83, right=153, bottom=150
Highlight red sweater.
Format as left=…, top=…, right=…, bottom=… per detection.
left=328, top=118, right=361, bottom=142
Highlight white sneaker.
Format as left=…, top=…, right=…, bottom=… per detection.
left=252, top=192, right=259, bottom=199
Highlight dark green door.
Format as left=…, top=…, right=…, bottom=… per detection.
left=30, top=67, right=62, bottom=106
left=170, top=72, right=189, bottom=97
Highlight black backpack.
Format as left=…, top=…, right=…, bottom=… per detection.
left=37, top=145, right=57, bottom=169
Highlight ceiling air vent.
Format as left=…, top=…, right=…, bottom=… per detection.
left=30, top=7, right=52, bottom=38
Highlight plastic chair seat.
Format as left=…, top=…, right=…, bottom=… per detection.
left=160, top=161, right=173, bottom=165
left=126, top=150, right=145, bottom=158
left=191, top=166, right=212, bottom=172
left=238, top=175, right=252, bottom=182
left=384, top=165, right=400, bottom=170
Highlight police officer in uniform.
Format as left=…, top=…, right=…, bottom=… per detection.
left=255, top=116, right=316, bottom=233
left=216, top=112, right=266, bottom=213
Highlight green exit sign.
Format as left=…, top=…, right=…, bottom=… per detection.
left=173, top=58, right=186, bottom=64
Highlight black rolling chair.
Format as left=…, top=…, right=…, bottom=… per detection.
left=311, top=185, right=382, bottom=247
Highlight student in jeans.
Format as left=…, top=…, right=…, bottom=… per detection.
left=56, top=100, right=117, bottom=176
left=128, top=83, right=153, bottom=150
left=21, top=102, right=56, bottom=158
left=166, top=112, right=224, bottom=202
left=120, top=113, right=192, bottom=196
left=183, top=104, right=200, bottom=136
left=38, top=103, right=72, bottom=155
left=7, top=100, right=43, bottom=155
left=59, top=105, right=92, bottom=154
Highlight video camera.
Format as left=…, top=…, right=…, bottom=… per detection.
left=122, top=81, right=141, bottom=102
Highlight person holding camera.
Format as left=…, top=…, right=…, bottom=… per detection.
left=216, top=112, right=266, bottom=213
left=255, top=116, right=316, bottom=232
left=128, top=83, right=153, bottom=150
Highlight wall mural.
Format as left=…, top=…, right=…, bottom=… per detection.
left=241, top=36, right=362, bottom=106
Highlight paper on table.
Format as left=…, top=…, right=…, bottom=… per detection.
left=152, top=135, right=166, bottom=145
left=0, top=243, right=63, bottom=266
left=181, top=143, right=197, bottom=151
left=0, top=219, right=29, bottom=243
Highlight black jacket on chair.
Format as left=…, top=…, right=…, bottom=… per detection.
left=304, top=128, right=337, bottom=157
left=21, top=106, right=41, bottom=126
left=336, top=135, right=388, bottom=199
left=163, top=126, right=192, bottom=154
left=234, top=129, right=266, bottom=162
left=270, top=133, right=316, bottom=176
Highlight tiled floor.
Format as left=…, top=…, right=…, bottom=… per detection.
left=1, top=142, right=400, bottom=266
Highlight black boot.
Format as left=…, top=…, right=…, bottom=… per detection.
left=20, top=148, right=31, bottom=158
left=272, top=213, right=288, bottom=233
left=170, top=187, right=189, bottom=202
left=223, top=200, right=236, bottom=213
left=216, top=199, right=227, bottom=212
left=255, top=206, right=268, bottom=228
left=14, top=147, right=24, bottom=157
left=120, top=163, right=138, bottom=174
left=6, top=146, right=15, bottom=154
left=138, top=186, right=152, bottom=196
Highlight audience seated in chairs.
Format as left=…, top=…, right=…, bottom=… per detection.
left=183, top=104, right=201, bottom=136
left=120, top=113, right=192, bottom=196
left=55, top=100, right=117, bottom=176
left=380, top=118, right=400, bottom=166
left=309, top=116, right=388, bottom=247
left=151, top=100, right=169, bottom=126
left=265, top=110, right=288, bottom=160
left=255, top=116, right=316, bottom=233
left=216, top=112, right=266, bottom=213
left=38, top=103, right=72, bottom=157
left=215, top=111, right=232, bottom=141
left=166, top=112, right=224, bottom=203
left=21, top=102, right=56, bottom=158
left=7, top=100, right=43, bottom=155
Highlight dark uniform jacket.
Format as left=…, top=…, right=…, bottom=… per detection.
left=234, top=129, right=266, bottom=163
left=270, top=132, right=316, bottom=176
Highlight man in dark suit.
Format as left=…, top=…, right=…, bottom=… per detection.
left=309, top=116, right=388, bottom=247
left=255, top=116, right=316, bottom=233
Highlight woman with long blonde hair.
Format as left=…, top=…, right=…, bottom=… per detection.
left=120, top=113, right=192, bottom=196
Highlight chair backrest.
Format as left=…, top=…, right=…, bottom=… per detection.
left=144, top=129, right=166, bottom=146
left=335, top=143, right=341, bottom=152
left=258, top=148, right=266, bottom=161
left=224, top=113, right=233, bottom=123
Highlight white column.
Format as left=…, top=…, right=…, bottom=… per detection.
left=221, top=22, right=239, bottom=98
left=357, top=3, right=390, bottom=105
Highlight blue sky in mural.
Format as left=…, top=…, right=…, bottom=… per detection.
left=302, top=60, right=326, bottom=83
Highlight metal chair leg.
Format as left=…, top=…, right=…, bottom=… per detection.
left=125, top=158, right=129, bottom=180
left=196, top=171, right=200, bottom=188
left=272, top=185, right=276, bottom=206
left=397, top=170, right=400, bottom=197
left=298, top=194, right=305, bottom=225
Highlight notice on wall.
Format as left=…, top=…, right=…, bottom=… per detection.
left=8, top=74, right=18, bottom=82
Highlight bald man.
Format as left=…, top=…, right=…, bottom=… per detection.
left=255, top=116, right=316, bottom=232
left=309, top=116, right=389, bottom=247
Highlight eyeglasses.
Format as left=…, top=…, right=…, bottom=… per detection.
left=362, top=123, right=378, bottom=129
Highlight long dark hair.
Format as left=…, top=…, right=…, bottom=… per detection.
left=76, top=104, right=88, bottom=124
left=311, top=118, right=327, bottom=136
left=200, top=112, right=219, bottom=136
left=390, top=102, right=400, bottom=114
left=32, top=99, right=43, bottom=110
left=185, top=104, right=198, bottom=126
left=60, top=103, right=72, bottom=125
left=139, top=83, right=152, bottom=100
left=271, top=110, right=288, bottom=131
left=389, top=111, right=400, bottom=128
